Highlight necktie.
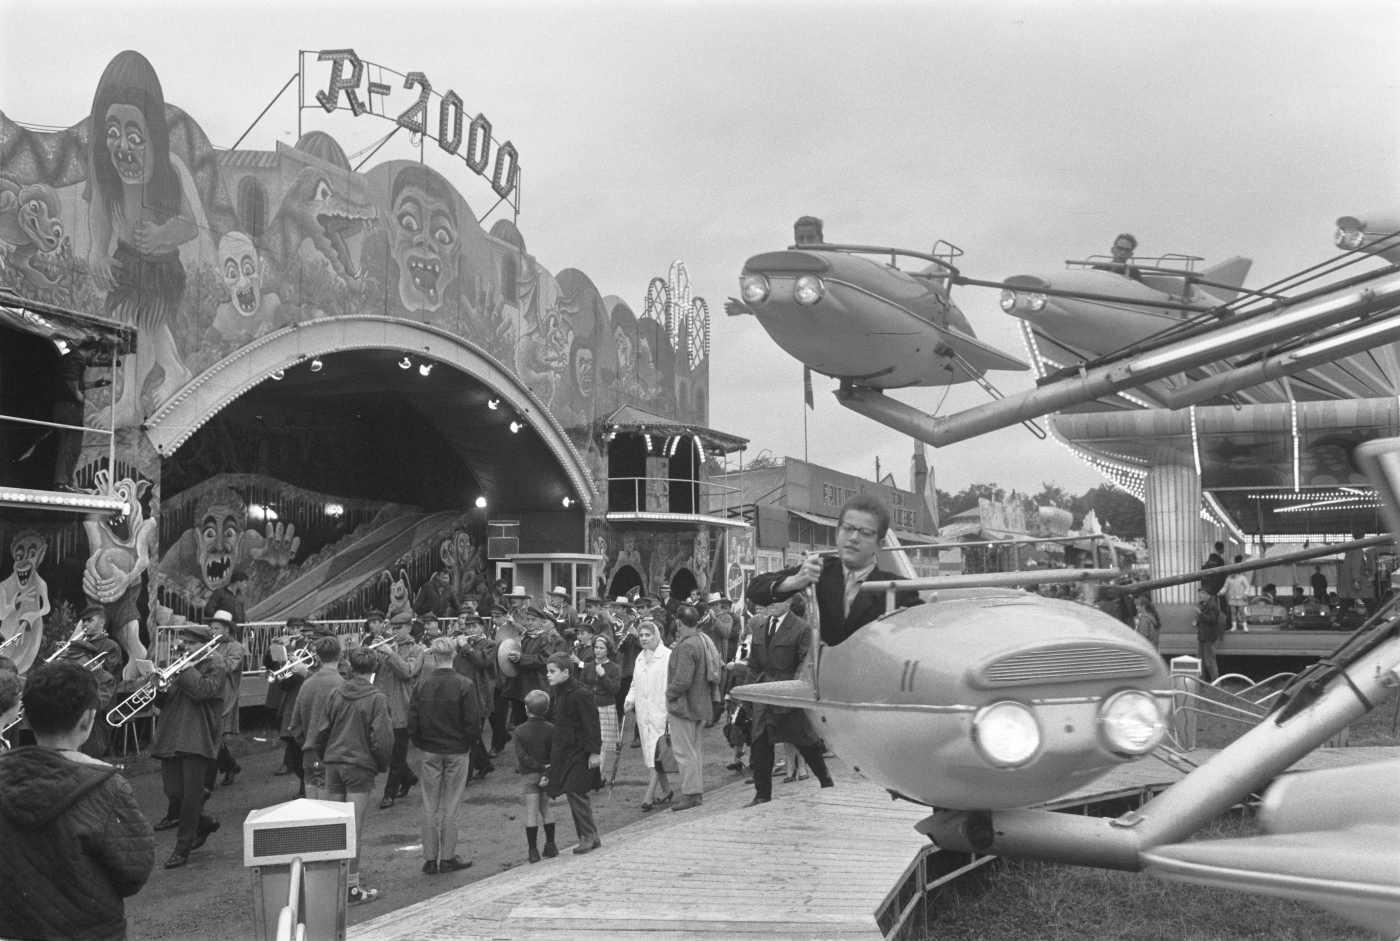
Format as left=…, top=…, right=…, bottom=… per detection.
left=766, top=615, right=778, bottom=647
left=844, top=569, right=863, bottom=617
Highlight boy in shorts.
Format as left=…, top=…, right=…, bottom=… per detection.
left=308, top=646, right=393, bottom=903
left=513, top=689, right=556, bottom=863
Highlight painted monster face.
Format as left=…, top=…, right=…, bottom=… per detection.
left=574, top=346, right=594, bottom=398
left=392, top=183, right=459, bottom=312
left=218, top=232, right=262, bottom=316
left=10, top=532, right=46, bottom=590
left=19, top=187, right=62, bottom=253
left=104, top=104, right=152, bottom=186
left=196, top=499, right=245, bottom=591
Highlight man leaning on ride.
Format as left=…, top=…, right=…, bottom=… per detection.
left=747, top=494, right=919, bottom=647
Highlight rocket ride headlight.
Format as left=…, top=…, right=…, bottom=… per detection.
left=998, top=291, right=1046, bottom=313
left=971, top=701, right=1042, bottom=769
left=1097, top=689, right=1166, bottom=756
left=740, top=273, right=770, bottom=305
left=793, top=275, right=826, bottom=307
left=1335, top=227, right=1366, bottom=251
left=999, top=290, right=1017, bottom=312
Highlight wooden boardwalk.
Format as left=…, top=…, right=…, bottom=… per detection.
left=350, top=747, right=1400, bottom=941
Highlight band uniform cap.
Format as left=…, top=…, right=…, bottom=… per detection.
left=79, top=603, right=106, bottom=621
left=364, top=609, right=386, bottom=622
left=311, top=622, right=337, bottom=637
left=490, top=604, right=509, bottom=617
left=458, top=615, right=484, bottom=625
left=390, top=611, right=414, bottom=625
left=179, top=624, right=213, bottom=641
left=209, top=610, right=236, bottom=628
left=287, top=616, right=310, bottom=629
left=525, top=605, right=557, bottom=622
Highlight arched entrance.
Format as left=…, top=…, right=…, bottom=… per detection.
left=607, top=565, right=644, bottom=599
left=669, top=567, right=698, bottom=604
left=144, top=316, right=594, bottom=509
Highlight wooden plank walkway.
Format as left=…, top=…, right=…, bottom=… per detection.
left=350, top=747, right=1400, bottom=941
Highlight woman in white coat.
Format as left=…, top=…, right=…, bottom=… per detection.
left=624, top=619, right=673, bottom=810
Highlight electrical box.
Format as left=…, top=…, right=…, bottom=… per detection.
left=246, top=799, right=356, bottom=941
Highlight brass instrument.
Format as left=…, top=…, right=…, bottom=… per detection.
left=0, top=651, right=111, bottom=747
left=0, top=632, right=21, bottom=655
left=82, top=651, right=108, bottom=672
left=364, top=634, right=394, bottom=652
left=107, top=637, right=220, bottom=728
left=268, top=646, right=315, bottom=682
left=43, top=640, right=73, bottom=664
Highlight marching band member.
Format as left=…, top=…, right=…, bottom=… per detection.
left=501, top=607, right=564, bottom=735
left=150, top=623, right=227, bottom=869
left=268, top=617, right=316, bottom=786
left=449, top=615, right=497, bottom=779
left=207, top=611, right=244, bottom=789
left=373, top=611, right=424, bottom=809
left=61, top=604, right=124, bottom=759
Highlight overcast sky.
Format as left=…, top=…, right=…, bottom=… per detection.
left=4, top=1, right=1397, bottom=496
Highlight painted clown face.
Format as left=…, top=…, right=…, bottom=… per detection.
left=10, top=532, right=46, bottom=590
left=392, top=183, right=459, bottom=312
left=104, top=104, right=153, bottom=187
left=218, top=233, right=262, bottom=316
left=574, top=346, right=594, bottom=398
left=197, top=498, right=245, bottom=591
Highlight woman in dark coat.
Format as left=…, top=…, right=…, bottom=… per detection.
left=543, top=654, right=602, bottom=854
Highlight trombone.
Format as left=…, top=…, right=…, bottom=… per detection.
left=0, top=650, right=114, bottom=745
left=107, top=638, right=220, bottom=728
left=268, top=646, right=315, bottom=683
left=44, top=640, right=73, bottom=664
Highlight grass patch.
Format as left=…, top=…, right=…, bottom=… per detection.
left=917, top=815, right=1373, bottom=941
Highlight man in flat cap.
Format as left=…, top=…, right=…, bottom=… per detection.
left=151, top=623, right=226, bottom=869
left=56, top=604, right=124, bottom=759
left=372, top=611, right=424, bottom=808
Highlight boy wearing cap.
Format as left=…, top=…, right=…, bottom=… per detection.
left=151, top=624, right=227, bottom=869
left=373, top=611, right=424, bottom=808
left=450, top=616, right=497, bottom=779
left=0, top=662, right=155, bottom=941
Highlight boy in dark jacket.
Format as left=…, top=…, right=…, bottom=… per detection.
left=543, top=653, right=602, bottom=855
left=512, top=689, right=555, bottom=863
left=1195, top=588, right=1222, bottom=682
left=408, top=638, right=481, bottom=875
left=308, top=646, right=393, bottom=904
left=0, top=662, right=155, bottom=941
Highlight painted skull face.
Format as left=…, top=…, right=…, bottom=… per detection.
left=196, top=494, right=246, bottom=591
left=574, top=346, right=594, bottom=398
left=10, top=532, right=46, bottom=590
left=218, top=232, right=262, bottom=316
left=104, top=103, right=152, bottom=186
left=392, top=183, right=459, bottom=312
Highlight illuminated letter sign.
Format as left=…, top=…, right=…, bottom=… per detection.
left=310, top=49, right=519, bottom=200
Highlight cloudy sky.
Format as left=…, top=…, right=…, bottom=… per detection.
left=3, top=1, right=1397, bottom=495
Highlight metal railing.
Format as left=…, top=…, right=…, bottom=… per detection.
left=275, top=856, right=304, bottom=941
left=610, top=476, right=743, bottom=517
left=152, top=620, right=372, bottom=676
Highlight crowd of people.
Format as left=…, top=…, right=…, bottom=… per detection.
left=0, top=492, right=926, bottom=940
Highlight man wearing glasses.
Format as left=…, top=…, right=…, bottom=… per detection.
left=747, top=494, right=919, bottom=647
left=1093, top=233, right=1144, bottom=282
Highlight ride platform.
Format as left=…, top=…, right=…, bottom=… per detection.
left=349, top=748, right=1400, bottom=941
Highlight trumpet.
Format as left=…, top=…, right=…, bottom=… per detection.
left=268, top=646, right=315, bottom=682
left=82, top=651, right=108, bottom=672
left=0, top=632, right=21, bottom=655
left=44, top=640, right=73, bottom=664
left=363, top=634, right=394, bottom=652
left=107, top=637, right=220, bottom=728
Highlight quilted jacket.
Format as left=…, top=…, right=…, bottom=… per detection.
left=0, top=746, right=155, bottom=941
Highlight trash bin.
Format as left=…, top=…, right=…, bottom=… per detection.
left=1169, top=655, right=1201, bottom=750
left=246, top=798, right=357, bottom=941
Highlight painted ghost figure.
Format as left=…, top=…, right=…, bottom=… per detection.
left=0, top=531, right=51, bottom=674
left=206, top=231, right=283, bottom=345
left=389, top=165, right=460, bottom=313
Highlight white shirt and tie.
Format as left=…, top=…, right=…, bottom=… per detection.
left=842, top=562, right=877, bottom=618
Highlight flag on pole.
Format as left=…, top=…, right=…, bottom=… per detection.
left=803, top=366, right=814, bottom=409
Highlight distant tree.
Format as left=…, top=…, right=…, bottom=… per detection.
left=1035, top=482, right=1072, bottom=509
left=1072, top=485, right=1145, bottom=540
left=940, top=483, right=1006, bottom=520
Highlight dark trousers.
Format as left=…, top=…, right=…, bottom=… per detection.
left=384, top=726, right=416, bottom=798
left=469, top=737, right=493, bottom=775
left=161, top=755, right=214, bottom=852
left=750, top=730, right=832, bottom=801
left=566, top=791, right=598, bottom=847
left=52, top=402, right=83, bottom=487
left=488, top=692, right=512, bottom=752
left=203, top=738, right=241, bottom=790
left=282, top=737, right=303, bottom=778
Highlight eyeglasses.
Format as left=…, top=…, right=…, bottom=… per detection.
left=837, top=523, right=879, bottom=541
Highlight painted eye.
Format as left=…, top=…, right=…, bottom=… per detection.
left=106, top=123, right=120, bottom=140
left=202, top=526, right=216, bottom=541
left=242, top=258, right=256, bottom=277
left=225, top=260, right=239, bottom=279
left=51, top=225, right=62, bottom=239
left=127, top=131, right=144, bottom=147
left=398, top=212, right=420, bottom=233
left=432, top=226, right=454, bottom=246
left=314, top=180, right=331, bottom=201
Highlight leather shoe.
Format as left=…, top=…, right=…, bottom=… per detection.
left=745, top=796, right=771, bottom=807
left=274, top=765, right=292, bottom=776
left=164, top=850, right=189, bottom=869
left=670, top=794, right=702, bottom=812
left=154, top=816, right=179, bottom=832
left=221, top=771, right=237, bottom=786
left=378, top=796, right=395, bottom=810
left=528, top=846, right=541, bottom=864
left=572, top=839, right=601, bottom=855
left=422, top=860, right=439, bottom=875
left=542, top=841, right=558, bottom=858
left=726, top=760, right=745, bottom=772
left=190, top=816, right=220, bottom=851
left=440, top=857, right=472, bottom=873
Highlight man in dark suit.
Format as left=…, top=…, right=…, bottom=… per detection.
left=747, top=494, right=919, bottom=647
left=743, top=594, right=833, bottom=806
